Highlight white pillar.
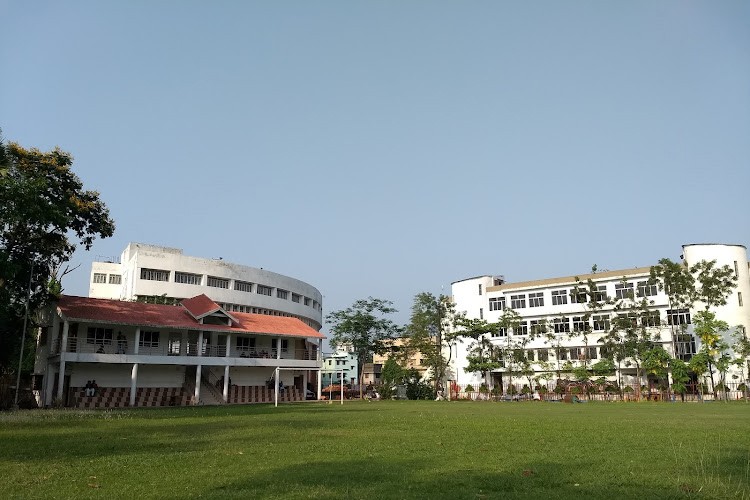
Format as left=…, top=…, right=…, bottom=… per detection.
left=317, top=369, right=322, bottom=400
left=56, top=321, right=69, bottom=401
left=225, top=335, right=231, bottom=358
left=181, top=331, right=188, bottom=356
left=60, top=321, right=70, bottom=354
left=303, top=371, right=308, bottom=398
left=130, top=363, right=138, bottom=407
left=44, top=365, right=56, bottom=407
left=194, top=364, right=202, bottom=404
left=223, top=364, right=229, bottom=403
left=134, top=328, right=141, bottom=355
left=276, top=338, right=282, bottom=359
left=197, top=332, right=204, bottom=357
left=274, top=366, right=279, bottom=407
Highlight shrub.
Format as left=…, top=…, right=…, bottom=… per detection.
left=479, top=383, right=489, bottom=394
left=465, top=385, right=474, bottom=393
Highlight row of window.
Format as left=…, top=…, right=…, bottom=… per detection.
left=495, top=335, right=699, bottom=363
left=489, top=309, right=691, bottom=337
left=92, top=273, right=122, bottom=285
left=489, top=281, right=660, bottom=310
left=139, top=268, right=320, bottom=309
left=86, top=327, right=292, bottom=350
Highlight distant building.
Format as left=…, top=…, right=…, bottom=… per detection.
left=89, top=243, right=323, bottom=330
left=373, top=337, right=432, bottom=380
left=321, top=349, right=358, bottom=386
left=450, top=243, right=750, bottom=393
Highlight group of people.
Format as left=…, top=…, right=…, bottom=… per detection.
left=84, top=380, right=99, bottom=397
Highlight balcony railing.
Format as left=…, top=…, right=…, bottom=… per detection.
left=51, top=339, right=319, bottom=361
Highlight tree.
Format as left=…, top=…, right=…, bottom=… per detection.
left=404, top=292, right=457, bottom=396
left=692, top=310, right=730, bottom=398
left=454, top=316, right=503, bottom=389
left=731, top=327, right=750, bottom=402
left=326, top=298, right=401, bottom=399
left=0, top=138, right=115, bottom=377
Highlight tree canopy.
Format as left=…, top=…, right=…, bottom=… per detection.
left=326, top=297, right=401, bottom=397
left=0, top=137, right=115, bottom=375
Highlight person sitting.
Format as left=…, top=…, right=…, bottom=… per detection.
left=278, top=380, right=285, bottom=393
left=91, top=380, right=99, bottom=397
left=85, top=380, right=93, bottom=397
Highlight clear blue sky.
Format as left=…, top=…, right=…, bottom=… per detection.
left=2, top=1, right=749, bottom=329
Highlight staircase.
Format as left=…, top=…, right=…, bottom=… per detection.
left=199, top=377, right=225, bottom=405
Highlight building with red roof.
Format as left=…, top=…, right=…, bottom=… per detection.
left=33, top=294, right=325, bottom=408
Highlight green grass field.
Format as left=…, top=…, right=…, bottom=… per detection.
left=1, top=401, right=749, bottom=499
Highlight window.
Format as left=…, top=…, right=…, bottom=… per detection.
left=553, top=317, right=570, bottom=334
left=674, top=333, right=696, bottom=361
left=616, top=313, right=638, bottom=328
left=667, top=309, right=691, bottom=326
left=140, top=331, right=160, bottom=348
left=572, top=316, right=588, bottom=333
left=489, top=297, right=505, bottom=311
left=292, top=293, right=301, bottom=303
left=479, top=308, right=484, bottom=320
left=529, top=320, right=543, bottom=335
left=641, top=311, right=660, bottom=327
left=556, top=348, right=568, bottom=361
left=277, top=289, right=289, bottom=300
left=93, top=273, right=107, bottom=284
left=271, top=339, right=289, bottom=352
left=235, top=281, right=253, bottom=293
left=257, top=285, right=272, bottom=296
left=492, top=327, right=507, bottom=338
left=615, top=282, right=634, bottom=300
left=237, top=337, right=256, bottom=349
left=304, top=297, right=311, bottom=306
left=592, top=315, right=610, bottom=331
left=87, top=327, right=113, bottom=345
left=734, top=260, right=739, bottom=277
left=108, top=274, right=122, bottom=285
left=593, top=285, right=607, bottom=302
left=570, top=288, right=587, bottom=304
left=528, top=292, right=544, bottom=308
left=740, top=292, right=744, bottom=307
left=537, top=349, right=549, bottom=362
left=569, top=347, right=580, bottom=360
left=527, top=350, right=535, bottom=362
left=207, top=276, right=229, bottom=289
left=515, top=321, right=528, bottom=336
left=585, top=346, right=598, bottom=360
left=141, top=268, right=169, bottom=281
left=511, top=295, right=526, bottom=309
left=175, top=272, right=202, bottom=285
left=637, top=281, right=657, bottom=297
left=478, top=284, right=482, bottom=296
left=551, top=290, right=568, bottom=306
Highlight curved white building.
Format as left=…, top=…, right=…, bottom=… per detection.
left=89, top=243, right=323, bottom=330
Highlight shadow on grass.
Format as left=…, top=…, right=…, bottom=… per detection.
left=204, top=456, right=689, bottom=500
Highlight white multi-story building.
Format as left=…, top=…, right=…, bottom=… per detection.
left=89, top=243, right=323, bottom=330
left=449, top=243, right=750, bottom=392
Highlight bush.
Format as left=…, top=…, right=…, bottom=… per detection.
left=465, top=384, right=474, bottom=393
left=406, top=380, right=434, bottom=400
left=479, top=383, right=489, bottom=394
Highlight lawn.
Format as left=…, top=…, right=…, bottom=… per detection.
left=1, top=401, right=749, bottom=499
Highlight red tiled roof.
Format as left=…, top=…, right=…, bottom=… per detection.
left=57, top=295, right=325, bottom=339
left=180, top=294, right=221, bottom=319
